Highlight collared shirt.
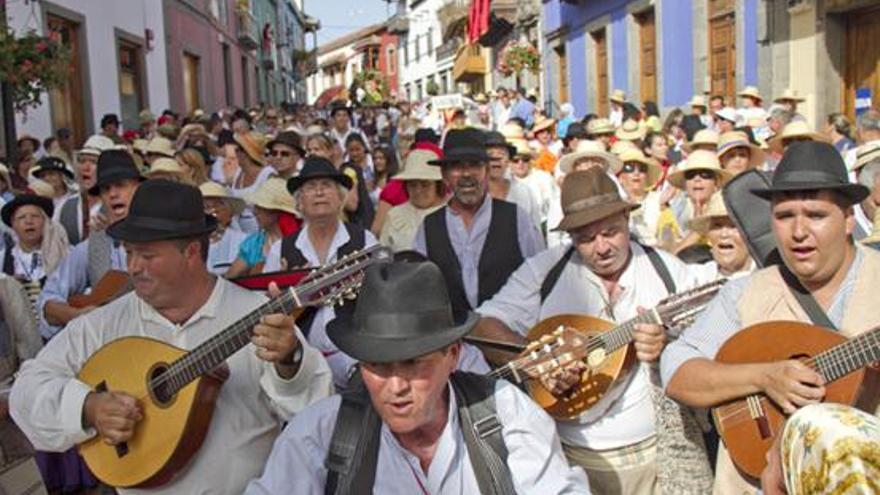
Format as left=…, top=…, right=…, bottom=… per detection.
left=379, top=202, right=444, bottom=253
left=477, top=242, right=703, bottom=449
left=245, top=380, right=591, bottom=494
left=10, top=278, right=334, bottom=495
left=506, top=179, right=542, bottom=230
left=2, top=246, right=45, bottom=283
left=208, top=227, right=247, bottom=275
left=37, top=237, right=127, bottom=340
left=412, top=195, right=546, bottom=310
left=660, top=248, right=864, bottom=389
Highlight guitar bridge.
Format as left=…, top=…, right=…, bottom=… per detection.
left=95, top=381, right=130, bottom=458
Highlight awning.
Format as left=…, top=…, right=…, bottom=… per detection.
left=315, top=86, right=346, bottom=108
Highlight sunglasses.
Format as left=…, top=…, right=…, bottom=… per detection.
left=621, top=162, right=648, bottom=174
left=684, top=169, right=716, bottom=181
left=270, top=149, right=294, bottom=158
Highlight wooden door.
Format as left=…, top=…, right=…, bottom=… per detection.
left=709, top=0, right=736, bottom=104
left=844, top=6, right=880, bottom=119
left=637, top=9, right=657, bottom=104
left=47, top=15, right=86, bottom=146
left=555, top=44, right=569, bottom=104
left=118, top=40, right=143, bottom=132
left=593, top=29, right=608, bottom=117
left=183, top=53, right=201, bottom=113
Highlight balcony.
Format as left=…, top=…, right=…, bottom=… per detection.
left=237, top=11, right=259, bottom=50
left=387, top=13, right=409, bottom=34
left=435, top=37, right=461, bottom=61
left=452, top=43, right=487, bottom=82
left=438, top=0, right=470, bottom=40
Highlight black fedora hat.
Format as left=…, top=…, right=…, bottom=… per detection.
left=107, top=179, right=217, bottom=242
left=32, top=156, right=74, bottom=180
left=751, top=141, right=869, bottom=205
left=267, top=131, right=305, bottom=156
left=88, top=149, right=144, bottom=195
left=428, top=128, right=491, bottom=166
left=286, top=156, right=353, bottom=194
left=484, top=130, right=516, bottom=158
left=1, top=193, right=54, bottom=227
left=327, top=261, right=479, bottom=363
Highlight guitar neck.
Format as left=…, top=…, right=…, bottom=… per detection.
left=812, top=326, right=880, bottom=383
left=599, top=311, right=661, bottom=354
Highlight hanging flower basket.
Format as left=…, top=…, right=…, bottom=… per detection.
left=0, top=28, right=70, bottom=114
left=352, top=69, right=390, bottom=105
left=497, top=40, right=539, bottom=77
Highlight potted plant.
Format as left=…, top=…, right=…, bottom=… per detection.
left=497, top=40, right=539, bottom=77
left=0, top=28, right=70, bottom=114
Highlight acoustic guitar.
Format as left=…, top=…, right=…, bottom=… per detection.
left=68, top=270, right=132, bottom=308
left=712, top=321, right=880, bottom=482
left=76, top=245, right=392, bottom=488
left=485, top=279, right=726, bottom=420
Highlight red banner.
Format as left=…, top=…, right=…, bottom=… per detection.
left=468, top=0, right=491, bottom=43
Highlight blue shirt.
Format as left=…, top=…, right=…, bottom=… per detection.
left=510, top=98, right=536, bottom=128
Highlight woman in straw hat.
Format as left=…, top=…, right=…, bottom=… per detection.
left=529, top=115, right=561, bottom=174
left=229, top=131, right=274, bottom=234
left=766, top=120, right=830, bottom=155
left=143, top=157, right=188, bottom=182
left=176, top=147, right=211, bottom=185
left=736, top=86, right=766, bottom=123
left=688, top=193, right=755, bottom=280
left=200, top=181, right=248, bottom=275
left=717, top=131, right=766, bottom=175
left=506, top=125, right=558, bottom=236
left=379, top=149, right=447, bottom=252
left=616, top=148, right=663, bottom=245
left=226, top=177, right=298, bottom=278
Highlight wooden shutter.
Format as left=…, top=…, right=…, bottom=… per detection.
left=47, top=15, right=87, bottom=145
left=555, top=44, right=569, bottom=103
left=709, top=0, right=736, bottom=104
left=593, top=29, right=608, bottom=117
left=844, top=6, right=880, bottom=119
left=637, top=9, right=657, bottom=104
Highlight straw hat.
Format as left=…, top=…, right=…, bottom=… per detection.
left=243, top=177, right=295, bottom=214
left=610, top=139, right=639, bottom=156
left=587, top=118, right=615, bottom=136
left=773, top=88, right=806, bottom=103
left=715, top=107, right=739, bottom=124
left=717, top=131, right=766, bottom=170
left=394, top=150, right=443, bottom=182
left=688, top=193, right=730, bottom=234
left=145, top=137, right=176, bottom=158
left=473, top=92, right=488, bottom=103
left=683, top=129, right=720, bottom=153
left=862, top=212, right=880, bottom=246
left=234, top=132, right=267, bottom=166
left=853, top=142, right=880, bottom=172
left=132, top=139, right=149, bottom=155
left=615, top=119, right=646, bottom=142
left=144, top=157, right=186, bottom=179
left=558, top=140, right=622, bottom=174
left=79, top=135, right=115, bottom=157
left=530, top=116, right=556, bottom=136
left=609, top=89, right=626, bottom=105
left=667, top=150, right=732, bottom=189
left=181, top=123, right=208, bottom=138
left=199, top=181, right=245, bottom=215
left=737, top=86, right=763, bottom=102
left=617, top=148, right=662, bottom=187
left=500, top=123, right=534, bottom=157
left=687, top=95, right=707, bottom=108
left=766, top=121, right=830, bottom=154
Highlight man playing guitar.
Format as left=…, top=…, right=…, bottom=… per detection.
left=661, top=141, right=880, bottom=493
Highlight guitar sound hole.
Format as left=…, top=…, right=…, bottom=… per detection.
left=148, top=365, right=174, bottom=406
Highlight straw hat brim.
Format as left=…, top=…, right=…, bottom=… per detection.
left=242, top=190, right=296, bottom=214
left=531, top=119, right=556, bottom=135
left=667, top=167, right=733, bottom=190
left=202, top=193, right=246, bottom=216
left=767, top=133, right=830, bottom=154
left=558, top=150, right=622, bottom=175
left=553, top=201, right=639, bottom=232
left=619, top=157, right=663, bottom=189
left=688, top=213, right=729, bottom=235
left=615, top=127, right=647, bottom=141
left=718, top=142, right=766, bottom=170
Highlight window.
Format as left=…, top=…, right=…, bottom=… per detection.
left=242, top=56, right=250, bottom=106
left=118, top=40, right=145, bottom=131
left=427, top=28, right=433, bottom=55
left=592, top=29, right=609, bottom=117
left=415, top=35, right=421, bottom=62
left=387, top=45, right=397, bottom=74
left=222, top=43, right=233, bottom=106
left=403, top=39, right=409, bottom=66
left=47, top=14, right=86, bottom=144
left=182, top=52, right=201, bottom=113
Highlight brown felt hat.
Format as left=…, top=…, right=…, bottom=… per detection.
left=553, top=167, right=638, bottom=232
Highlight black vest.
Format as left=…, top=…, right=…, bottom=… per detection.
left=280, top=223, right=366, bottom=336
left=424, top=199, right=522, bottom=320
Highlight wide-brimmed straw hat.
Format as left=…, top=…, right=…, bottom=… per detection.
left=853, top=142, right=880, bottom=172
left=558, top=140, right=621, bottom=174
left=774, top=88, right=806, bottom=103
left=609, top=89, right=626, bottom=105
left=244, top=177, right=296, bottom=214
left=615, top=120, right=646, bottom=142
left=751, top=141, right=869, bottom=205
left=766, top=121, right=830, bottom=154
left=715, top=107, right=739, bottom=124
left=617, top=148, right=662, bottom=187
left=199, top=181, right=245, bottom=215
left=144, top=157, right=186, bottom=179
left=78, top=135, right=115, bottom=158
left=667, top=150, right=733, bottom=189
left=394, top=150, right=443, bottom=182
left=530, top=116, right=556, bottom=136
left=687, top=95, right=707, bottom=108
left=145, top=137, right=176, bottom=158
left=587, top=118, right=615, bottom=136
left=327, top=261, right=479, bottom=363
left=553, top=167, right=639, bottom=232
left=107, top=180, right=217, bottom=242
left=717, top=131, right=766, bottom=170
left=610, top=139, right=639, bottom=156
left=737, top=86, right=763, bottom=102
left=688, top=193, right=731, bottom=234
left=683, top=129, right=720, bottom=153
left=234, top=132, right=267, bottom=166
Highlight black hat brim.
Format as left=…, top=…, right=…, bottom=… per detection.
left=34, top=166, right=74, bottom=180
left=107, top=214, right=218, bottom=243
left=326, top=310, right=479, bottom=364
left=751, top=182, right=870, bottom=205
left=88, top=172, right=145, bottom=196
left=287, top=173, right=353, bottom=194
left=1, top=195, right=54, bottom=226
left=428, top=150, right=491, bottom=166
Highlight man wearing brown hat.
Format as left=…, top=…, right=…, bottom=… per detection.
left=662, top=141, right=880, bottom=493
left=11, top=179, right=333, bottom=495
left=37, top=150, right=143, bottom=339
left=412, top=128, right=545, bottom=322
left=266, top=131, right=305, bottom=180
left=474, top=167, right=709, bottom=494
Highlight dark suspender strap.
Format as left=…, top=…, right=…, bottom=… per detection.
left=280, top=231, right=307, bottom=269
left=2, top=241, right=14, bottom=276
left=339, top=223, right=366, bottom=257
left=325, top=373, right=382, bottom=495
left=641, top=243, right=676, bottom=294
left=778, top=263, right=837, bottom=330
left=540, top=246, right=576, bottom=303
left=424, top=208, right=471, bottom=318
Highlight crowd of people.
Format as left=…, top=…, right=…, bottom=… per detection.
left=0, top=84, right=879, bottom=495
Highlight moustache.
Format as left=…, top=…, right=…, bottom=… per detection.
left=455, top=178, right=480, bottom=189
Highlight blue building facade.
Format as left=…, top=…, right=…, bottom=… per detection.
left=542, top=0, right=761, bottom=118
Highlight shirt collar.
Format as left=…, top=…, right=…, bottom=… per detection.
left=447, top=193, right=491, bottom=218
left=139, top=276, right=225, bottom=328
left=296, top=220, right=349, bottom=264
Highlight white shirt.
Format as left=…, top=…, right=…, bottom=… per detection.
left=506, top=179, right=542, bottom=230
left=2, top=246, right=45, bottom=282
left=208, top=227, right=247, bottom=275
left=477, top=242, right=703, bottom=449
left=245, top=380, right=591, bottom=494
left=514, top=169, right=558, bottom=226
left=10, top=278, right=333, bottom=495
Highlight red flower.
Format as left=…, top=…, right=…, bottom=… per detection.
left=36, top=41, right=47, bottom=53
